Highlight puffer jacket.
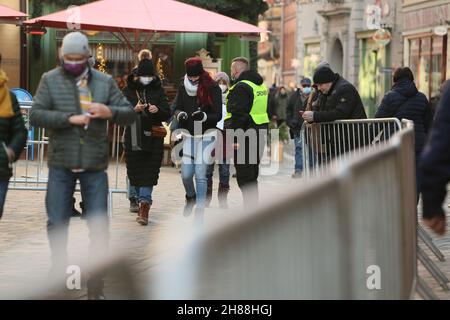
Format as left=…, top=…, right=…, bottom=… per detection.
left=376, top=79, right=432, bottom=156
left=30, top=67, right=136, bottom=171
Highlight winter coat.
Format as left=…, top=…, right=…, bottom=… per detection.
left=273, top=93, right=289, bottom=121
left=123, top=75, right=170, bottom=187
left=286, top=89, right=308, bottom=137
left=173, top=78, right=222, bottom=136
left=375, top=79, right=432, bottom=157
left=30, top=67, right=136, bottom=172
left=313, top=74, right=367, bottom=122
left=225, top=70, right=269, bottom=131
left=0, top=92, right=27, bottom=180
left=419, top=80, right=450, bottom=220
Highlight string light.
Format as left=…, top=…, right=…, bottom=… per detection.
left=96, top=43, right=107, bottom=73
left=156, top=57, right=165, bottom=81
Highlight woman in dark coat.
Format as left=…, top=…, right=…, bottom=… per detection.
left=375, top=67, right=433, bottom=198
left=123, top=58, right=170, bottom=225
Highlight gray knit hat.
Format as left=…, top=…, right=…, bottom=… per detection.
left=214, top=71, right=230, bottom=85
left=61, top=32, right=90, bottom=57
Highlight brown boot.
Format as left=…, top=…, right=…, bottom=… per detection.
left=136, top=202, right=151, bottom=226
left=218, top=183, right=230, bottom=209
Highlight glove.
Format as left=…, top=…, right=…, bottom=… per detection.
left=176, top=111, right=188, bottom=122
left=192, top=109, right=207, bottom=122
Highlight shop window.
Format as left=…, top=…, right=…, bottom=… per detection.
left=303, top=43, right=321, bottom=79
left=409, top=35, right=447, bottom=99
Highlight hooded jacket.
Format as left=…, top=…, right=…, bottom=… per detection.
left=376, top=79, right=432, bottom=156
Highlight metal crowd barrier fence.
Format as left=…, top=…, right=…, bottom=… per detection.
left=301, top=118, right=403, bottom=178
left=301, top=118, right=448, bottom=298
left=151, top=122, right=418, bottom=299
left=11, top=101, right=128, bottom=217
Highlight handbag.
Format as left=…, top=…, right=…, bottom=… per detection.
left=151, top=125, right=167, bottom=138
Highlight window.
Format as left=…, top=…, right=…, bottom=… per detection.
left=408, top=35, right=447, bottom=99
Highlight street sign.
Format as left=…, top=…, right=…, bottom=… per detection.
left=366, top=4, right=381, bottom=30
left=380, top=67, right=394, bottom=73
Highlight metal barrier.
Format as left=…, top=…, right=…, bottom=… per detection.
left=301, top=118, right=402, bottom=177
left=11, top=101, right=128, bottom=216
left=151, top=121, right=417, bottom=299
left=300, top=118, right=448, bottom=298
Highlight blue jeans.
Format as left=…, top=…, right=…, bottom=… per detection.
left=207, top=163, right=230, bottom=187
left=294, top=133, right=303, bottom=173
left=46, top=166, right=109, bottom=281
left=181, top=136, right=216, bottom=208
left=0, top=180, right=9, bottom=219
left=129, top=185, right=153, bottom=204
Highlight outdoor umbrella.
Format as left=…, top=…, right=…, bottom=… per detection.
left=24, top=0, right=266, bottom=52
left=0, top=4, right=27, bottom=25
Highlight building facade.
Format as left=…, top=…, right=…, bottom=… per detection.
left=402, top=0, right=450, bottom=102
left=295, top=0, right=406, bottom=117
left=0, top=0, right=25, bottom=88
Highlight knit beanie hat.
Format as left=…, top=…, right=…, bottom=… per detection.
left=137, top=58, right=156, bottom=76
left=214, top=71, right=230, bottom=85
left=185, top=58, right=204, bottom=77
left=61, top=32, right=90, bottom=57
left=313, top=66, right=336, bottom=84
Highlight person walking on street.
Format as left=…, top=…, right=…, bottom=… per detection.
left=0, top=53, right=27, bottom=219
left=123, top=57, right=170, bottom=226
left=376, top=67, right=432, bottom=198
left=225, top=57, right=269, bottom=209
left=29, top=32, right=136, bottom=299
left=205, top=72, right=231, bottom=208
left=286, top=77, right=312, bottom=178
left=127, top=49, right=155, bottom=213
left=173, top=58, right=222, bottom=216
left=419, top=79, right=450, bottom=236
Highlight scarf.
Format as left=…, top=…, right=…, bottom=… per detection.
left=0, top=70, right=14, bottom=118
left=184, top=74, right=198, bottom=97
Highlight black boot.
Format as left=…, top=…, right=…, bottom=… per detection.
left=183, top=195, right=196, bottom=217
left=129, top=198, right=139, bottom=213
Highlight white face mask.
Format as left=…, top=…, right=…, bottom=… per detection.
left=219, top=84, right=228, bottom=93
left=139, top=76, right=153, bottom=85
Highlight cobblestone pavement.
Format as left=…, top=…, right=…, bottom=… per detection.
left=0, top=143, right=448, bottom=299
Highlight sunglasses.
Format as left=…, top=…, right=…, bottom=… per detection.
left=301, top=84, right=311, bottom=88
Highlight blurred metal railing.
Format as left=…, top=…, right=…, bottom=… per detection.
left=151, top=121, right=418, bottom=299
left=301, top=118, right=402, bottom=178
left=10, top=101, right=128, bottom=217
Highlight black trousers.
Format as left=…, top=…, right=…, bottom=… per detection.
left=233, top=127, right=267, bottom=209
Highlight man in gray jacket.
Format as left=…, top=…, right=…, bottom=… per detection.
left=30, top=32, right=136, bottom=299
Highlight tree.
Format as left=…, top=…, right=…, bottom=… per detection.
left=182, top=0, right=268, bottom=70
